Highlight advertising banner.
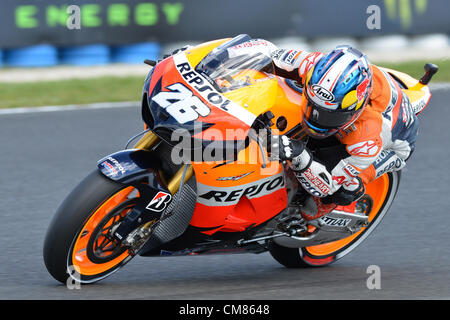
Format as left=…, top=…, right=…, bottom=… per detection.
left=0, top=0, right=448, bottom=48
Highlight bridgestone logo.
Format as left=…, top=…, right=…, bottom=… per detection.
left=146, top=191, right=172, bottom=212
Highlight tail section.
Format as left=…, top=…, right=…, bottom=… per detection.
left=382, top=63, right=438, bottom=116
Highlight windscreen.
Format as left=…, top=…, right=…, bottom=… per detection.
left=195, top=35, right=275, bottom=93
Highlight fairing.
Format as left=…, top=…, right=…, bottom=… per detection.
left=380, top=67, right=432, bottom=115
left=139, top=35, right=312, bottom=235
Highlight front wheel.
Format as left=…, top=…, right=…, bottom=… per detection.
left=269, top=171, right=401, bottom=268
left=43, top=170, right=141, bottom=284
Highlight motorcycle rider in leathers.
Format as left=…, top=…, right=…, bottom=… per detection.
left=177, top=38, right=419, bottom=221
left=271, top=42, right=419, bottom=220
left=224, top=38, right=419, bottom=221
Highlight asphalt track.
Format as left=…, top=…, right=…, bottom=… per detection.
left=1, top=89, right=449, bottom=300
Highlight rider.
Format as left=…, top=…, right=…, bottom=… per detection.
left=171, top=38, right=420, bottom=221
left=266, top=41, right=419, bottom=220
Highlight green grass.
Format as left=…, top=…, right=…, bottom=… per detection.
left=0, top=59, right=448, bottom=109
left=374, top=59, right=450, bottom=82
left=0, top=76, right=145, bottom=108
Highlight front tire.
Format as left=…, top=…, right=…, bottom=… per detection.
left=269, top=171, right=401, bottom=268
left=43, top=170, right=138, bottom=284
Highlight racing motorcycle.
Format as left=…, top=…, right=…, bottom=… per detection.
left=43, top=34, right=438, bottom=284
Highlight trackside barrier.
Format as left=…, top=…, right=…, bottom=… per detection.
left=4, top=44, right=58, bottom=67
left=0, top=42, right=161, bottom=67
left=59, top=44, right=110, bottom=66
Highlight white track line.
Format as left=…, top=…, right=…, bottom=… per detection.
left=0, top=101, right=140, bottom=115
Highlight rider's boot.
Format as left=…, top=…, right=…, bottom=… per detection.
left=301, top=176, right=365, bottom=221
left=300, top=196, right=337, bottom=221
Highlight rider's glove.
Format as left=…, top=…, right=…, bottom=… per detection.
left=274, top=135, right=311, bottom=170
left=274, top=135, right=333, bottom=198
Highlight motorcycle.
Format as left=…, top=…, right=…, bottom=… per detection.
left=43, top=34, right=438, bottom=284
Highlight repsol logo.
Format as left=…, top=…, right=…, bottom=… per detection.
left=376, top=157, right=403, bottom=178
left=198, top=175, right=285, bottom=206
left=284, top=50, right=299, bottom=64
left=172, top=53, right=256, bottom=126
left=175, top=60, right=231, bottom=111
left=312, top=85, right=334, bottom=102
left=302, top=168, right=331, bottom=194
left=106, top=156, right=126, bottom=175
left=297, top=176, right=322, bottom=197
left=296, top=168, right=330, bottom=197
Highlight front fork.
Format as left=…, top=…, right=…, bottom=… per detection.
left=111, top=130, right=194, bottom=244
left=134, top=130, right=194, bottom=194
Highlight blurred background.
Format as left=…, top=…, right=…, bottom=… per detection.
left=0, top=0, right=448, bottom=108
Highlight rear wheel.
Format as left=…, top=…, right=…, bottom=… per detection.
left=43, top=170, right=141, bottom=284
left=269, top=171, right=401, bottom=268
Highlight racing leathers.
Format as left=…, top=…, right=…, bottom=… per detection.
left=226, top=38, right=419, bottom=220
left=273, top=44, right=419, bottom=220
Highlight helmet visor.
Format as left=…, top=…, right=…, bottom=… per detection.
left=302, top=92, right=356, bottom=138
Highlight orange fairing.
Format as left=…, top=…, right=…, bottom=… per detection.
left=379, top=66, right=432, bottom=115
left=190, top=164, right=287, bottom=234
left=147, top=41, right=307, bottom=235
left=148, top=51, right=255, bottom=140
left=190, top=136, right=287, bottom=233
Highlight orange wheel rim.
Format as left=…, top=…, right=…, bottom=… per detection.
left=71, top=186, right=136, bottom=276
left=305, top=174, right=390, bottom=257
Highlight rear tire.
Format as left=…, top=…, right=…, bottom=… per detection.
left=269, top=242, right=312, bottom=268
left=43, top=170, right=135, bottom=284
left=269, top=171, right=401, bottom=268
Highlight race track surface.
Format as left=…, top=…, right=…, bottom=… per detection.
left=1, top=89, right=449, bottom=300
